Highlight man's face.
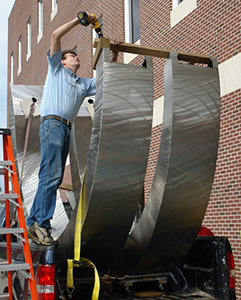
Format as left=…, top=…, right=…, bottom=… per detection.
left=61, top=53, right=80, bottom=71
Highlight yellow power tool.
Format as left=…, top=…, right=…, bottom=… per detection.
left=77, top=11, right=103, bottom=38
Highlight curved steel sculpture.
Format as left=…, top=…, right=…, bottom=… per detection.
left=116, top=52, right=220, bottom=275
left=57, top=48, right=154, bottom=272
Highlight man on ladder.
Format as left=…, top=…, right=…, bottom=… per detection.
left=25, top=11, right=118, bottom=246
left=25, top=13, right=97, bottom=246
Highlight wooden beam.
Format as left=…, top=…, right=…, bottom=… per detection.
left=93, top=38, right=212, bottom=66
left=92, top=37, right=110, bottom=69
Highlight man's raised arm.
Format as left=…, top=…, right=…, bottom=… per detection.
left=50, top=17, right=80, bottom=57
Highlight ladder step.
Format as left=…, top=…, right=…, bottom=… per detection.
left=0, top=193, right=18, bottom=203
left=0, top=262, right=30, bottom=272
left=0, top=293, right=10, bottom=300
left=0, top=228, right=24, bottom=235
left=0, top=161, right=12, bottom=167
left=0, top=128, right=11, bottom=136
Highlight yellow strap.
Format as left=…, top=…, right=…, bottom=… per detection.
left=67, top=259, right=74, bottom=288
left=79, top=258, right=100, bottom=300
left=67, top=170, right=100, bottom=300
left=74, top=170, right=86, bottom=261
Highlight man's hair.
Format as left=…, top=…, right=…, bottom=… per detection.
left=62, top=50, right=77, bottom=59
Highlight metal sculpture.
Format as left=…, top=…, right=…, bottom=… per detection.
left=57, top=48, right=154, bottom=272
left=9, top=44, right=220, bottom=278
left=116, top=52, right=220, bottom=275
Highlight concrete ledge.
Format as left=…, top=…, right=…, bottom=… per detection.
left=218, top=53, right=241, bottom=97
left=152, top=96, right=164, bottom=127
left=171, top=0, right=197, bottom=28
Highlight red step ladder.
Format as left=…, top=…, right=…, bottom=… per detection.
left=0, top=128, right=38, bottom=300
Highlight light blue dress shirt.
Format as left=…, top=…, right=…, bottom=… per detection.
left=40, top=49, right=96, bottom=123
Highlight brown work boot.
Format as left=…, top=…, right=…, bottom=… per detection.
left=27, top=222, right=58, bottom=246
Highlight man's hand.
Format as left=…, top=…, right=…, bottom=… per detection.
left=111, top=39, right=123, bottom=62
left=87, top=13, right=95, bottom=26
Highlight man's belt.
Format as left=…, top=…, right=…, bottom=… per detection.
left=42, top=115, right=71, bottom=129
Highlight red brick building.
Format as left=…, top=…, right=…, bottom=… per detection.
left=8, top=0, right=241, bottom=298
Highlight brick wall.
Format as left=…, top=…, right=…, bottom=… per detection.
left=144, top=124, right=162, bottom=201
left=203, top=89, right=241, bottom=297
left=141, top=1, right=241, bottom=297
left=8, top=0, right=241, bottom=297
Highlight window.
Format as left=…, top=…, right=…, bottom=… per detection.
left=125, top=0, right=140, bottom=44
left=51, top=0, right=58, bottom=21
left=38, top=0, right=43, bottom=43
left=26, top=17, right=31, bottom=60
left=131, top=0, right=140, bottom=43
left=10, top=53, right=14, bottom=85
left=18, top=36, right=22, bottom=75
left=52, top=0, right=57, bottom=10
left=124, top=0, right=140, bottom=63
left=171, top=0, right=197, bottom=28
left=172, top=0, right=183, bottom=9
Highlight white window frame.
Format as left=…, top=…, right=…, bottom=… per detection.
left=51, top=0, right=58, bottom=21
left=125, top=0, right=132, bottom=44
left=124, top=0, right=140, bottom=44
left=10, top=52, right=14, bottom=85
left=26, top=17, right=31, bottom=61
left=172, top=0, right=183, bottom=9
left=124, top=0, right=140, bottom=64
left=37, top=0, right=43, bottom=43
left=17, top=36, right=22, bottom=75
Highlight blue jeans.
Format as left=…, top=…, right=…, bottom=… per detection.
left=26, top=119, right=70, bottom=229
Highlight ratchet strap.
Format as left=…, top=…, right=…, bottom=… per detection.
left=67, top=171, right=100, bottom=300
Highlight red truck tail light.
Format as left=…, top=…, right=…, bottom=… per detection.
left=227, top=252, right=235, bottom=290
left=36, top=264, right=56, bottom=300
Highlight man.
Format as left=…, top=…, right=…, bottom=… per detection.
left=26, top=15, right=110, bottom=246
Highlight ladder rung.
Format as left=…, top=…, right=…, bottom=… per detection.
left=0, top=193, right=18, bottom=201
left=0, top=161, right=12, bottom=167
left=0, top=128, right=11, bottom=136
left=0, top=262, right=30, bottom=272
left=0, top=228, right=24, bottom=235
left=0, top=293, right=9, bottom=299
left=0, top=194, right=20, bottom=207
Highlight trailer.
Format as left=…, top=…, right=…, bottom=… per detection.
left=0, top=235, right=236, bottom=299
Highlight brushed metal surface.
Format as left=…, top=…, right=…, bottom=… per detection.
left=57, top=48, right=154, bottom=272
left=117, top=53, right=220, bottom=275
left=68, top=118, right=93, bottom=209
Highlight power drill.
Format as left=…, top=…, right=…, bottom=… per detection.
left=77, top=11, right=103, bottom=38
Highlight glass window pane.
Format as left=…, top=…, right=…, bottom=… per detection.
left=131, top=0, right=140, bottom=43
